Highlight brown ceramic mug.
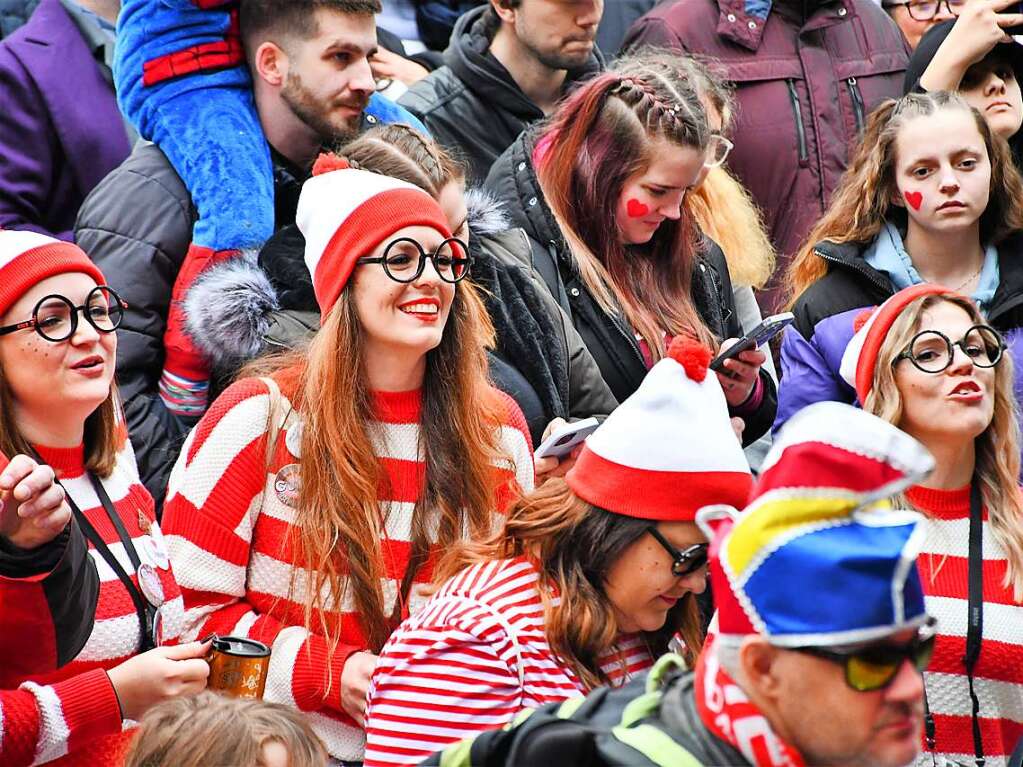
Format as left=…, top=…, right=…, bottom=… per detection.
left=205, top=635, right=271, bottom=699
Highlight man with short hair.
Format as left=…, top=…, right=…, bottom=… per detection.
left=400, top=0, right=603, bottom=180
left=75, top=0, right=423, bottom=508
left=421, top=401, right=935, bottom=767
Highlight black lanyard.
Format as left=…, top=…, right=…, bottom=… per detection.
left=62, top=472, right=156, bottom=654
left=924, top=480, right=985, bottom=767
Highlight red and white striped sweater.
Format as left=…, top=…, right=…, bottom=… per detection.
left=908, top=484, right=1023, bottom=767
left=162, top=373, right=534, bottom=762
left=0, top=440, right=185, bottom=766
left=363, top=556, right=655, bottom=767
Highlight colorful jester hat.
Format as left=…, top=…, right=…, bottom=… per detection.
left=696, top=401, right=936, bottom=647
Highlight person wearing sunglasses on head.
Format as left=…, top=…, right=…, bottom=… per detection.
left=363, top=337, right=753, bottom=767
left=0, top=230, right=211, bottom=767
left=418, top=402, right=939, bottom=767
left=485, top=51, right=776, bottom=459
left=843, top=285, right=1023, bottom=766
left=160, top=162, right=535, bottom=765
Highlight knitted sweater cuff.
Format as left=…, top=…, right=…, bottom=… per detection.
left=52, top=669, right=124, bottom=742
left=291, top=634, right=361, bottom=713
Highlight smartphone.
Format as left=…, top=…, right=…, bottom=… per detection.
left=710, top=312, right=795, bottom=373
left=535, top=417, right=600, bottom=459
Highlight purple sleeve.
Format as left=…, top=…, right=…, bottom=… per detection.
left=0, top=47, right=69, bottom=239
left=774, top=321, right=857, bottom=435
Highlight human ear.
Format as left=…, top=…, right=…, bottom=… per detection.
left=254, top=41, right=288, bottom=88
left=738, top=638, right=785, bottom=700
left=490, top=0, right=517, bottom=25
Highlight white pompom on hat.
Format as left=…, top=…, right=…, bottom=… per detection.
left=839, top=283, right=957, bottom=403
left=0, top=230, right=106, bottom=318
left=566, top=337, right=753, bottom=521
left=296, top=154, right=453, bottom=319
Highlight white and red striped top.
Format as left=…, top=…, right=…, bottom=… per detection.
left=907, top=484, right=1023, bottom=767
left=162, top=372, right=534, bottom=762
left=363, top=556, right=655, bottom=767
left=0, top=439, right=185, bottom=766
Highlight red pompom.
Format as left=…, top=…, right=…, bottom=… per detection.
left=853, top=307, right=877, bottom=333
left=667, top=336, right=713, bottom=382
left=312, top=153, right=350, bottom=177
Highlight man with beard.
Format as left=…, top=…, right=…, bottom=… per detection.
left=75, top=0, right=424, bottom=510
left=400, top=0, right=604, bottom=180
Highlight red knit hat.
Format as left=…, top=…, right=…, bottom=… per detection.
left=565, top=338, right=752, bottom=521
left=0, top=231, right=106, bottom=318
left=839, top=283, right=956, bottom=403
left=296, top=157, right=453, bottom=318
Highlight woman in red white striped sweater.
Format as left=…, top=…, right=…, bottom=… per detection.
left=161, top=161, right=534, bottom=764
left=0, top=231, right=209, bottom=767
left=364, top=338, right=755, bottom=767
left=846, top=285, right=1023, bottom=766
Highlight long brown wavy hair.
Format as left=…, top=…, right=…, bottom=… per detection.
left=786, top=91, right=1023, bottom=306
left=864, top=292, right=1023, bottom=600
left=536, top=52, right=715, bottom=361
left=433, top=479, right=704, bottom=690
left=242, top=244, right=517, bottom=657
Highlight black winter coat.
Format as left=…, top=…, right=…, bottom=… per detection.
left=398, top=5, right=603, bottom=182
left=485, top=130, right=777, bottom=446
left=183, top=189, right=619, bottom=446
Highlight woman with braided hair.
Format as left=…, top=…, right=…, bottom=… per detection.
left=485, top=51, right=777, bottom=453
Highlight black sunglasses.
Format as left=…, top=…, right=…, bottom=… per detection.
left=791, top=617, right=937, bottom=692
left=646, top=526, right=709, bottom=578
left=0, top=286, right=126, bottom=343
left=356, top=237, right=472, bottom=284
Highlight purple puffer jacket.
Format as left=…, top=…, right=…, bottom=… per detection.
left=622, top=0, right=909, bottom=310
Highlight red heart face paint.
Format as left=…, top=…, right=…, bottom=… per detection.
left=904, top=191, right=923, bottom=211
left=626, top=198, right=650, bottom=218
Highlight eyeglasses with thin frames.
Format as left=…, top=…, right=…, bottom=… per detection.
left=891, top=0, right=967, bottom=21
left=646, top=526, right=709, bottom=578
left=0, top=286, right=127, bottom=343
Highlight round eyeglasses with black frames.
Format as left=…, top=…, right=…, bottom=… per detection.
left=646, top=526, right=709, bottom=578
left=356, top=237, right=472, bottom=284
left=894, top=324, right=1006, bottom=375
left=0, top=286, right=127, bottom=343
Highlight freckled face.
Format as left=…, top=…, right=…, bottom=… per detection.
left=603, top=521, right=708, bottom=633
left=0, top=273, right=116, bottom=425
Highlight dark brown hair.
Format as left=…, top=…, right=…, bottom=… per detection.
left=240, top=0, right=381, bottom=44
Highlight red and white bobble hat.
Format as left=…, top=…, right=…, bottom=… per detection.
left=566, top=338, right=753, bottom=521
left=0, top=230, right=105, bottom=318
left=296, top=154, right=453, bottom=318
left=839, top=283, right=956, bottom=403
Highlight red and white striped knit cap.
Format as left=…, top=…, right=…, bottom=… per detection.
left=839, top=283, right=955, bottom=403
left=296, top=155, right=453, bottom=318
left=0, top=230, right=105, bottom=318
left=566, top=338, right=753, bottom=521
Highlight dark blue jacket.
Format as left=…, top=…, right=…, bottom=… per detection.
left=775, top=235, right=1023, bottom=432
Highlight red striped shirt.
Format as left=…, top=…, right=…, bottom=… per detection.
left=908, top=484, right=1023, bottom=767
left=162, top=374, right=534, bottom=761
left=0, top=440, right=185, bottom=766
left=364, top=557, right=654, bottom=767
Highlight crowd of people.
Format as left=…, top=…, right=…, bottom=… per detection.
left=1, top=0, right=1022, bottom=765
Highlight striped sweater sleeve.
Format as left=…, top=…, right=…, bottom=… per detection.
left=363, top=597, right=525, bottom=767
left=162, top=378, right=359, bottom=714
left=0, top=669, right=122, bottom=767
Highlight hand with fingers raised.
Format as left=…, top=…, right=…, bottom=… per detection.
left=919, top=0, right=1023, bottom=92
left=0, top=454, right=70, bottom=551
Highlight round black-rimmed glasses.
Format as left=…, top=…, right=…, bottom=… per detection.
left=646, top=526, right=709, bottom=578
left=0, top=286, right=127, bottom=342
left=356, top=237, right=472, bottom=284
left=894, top=324, right=1005, bottom=374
